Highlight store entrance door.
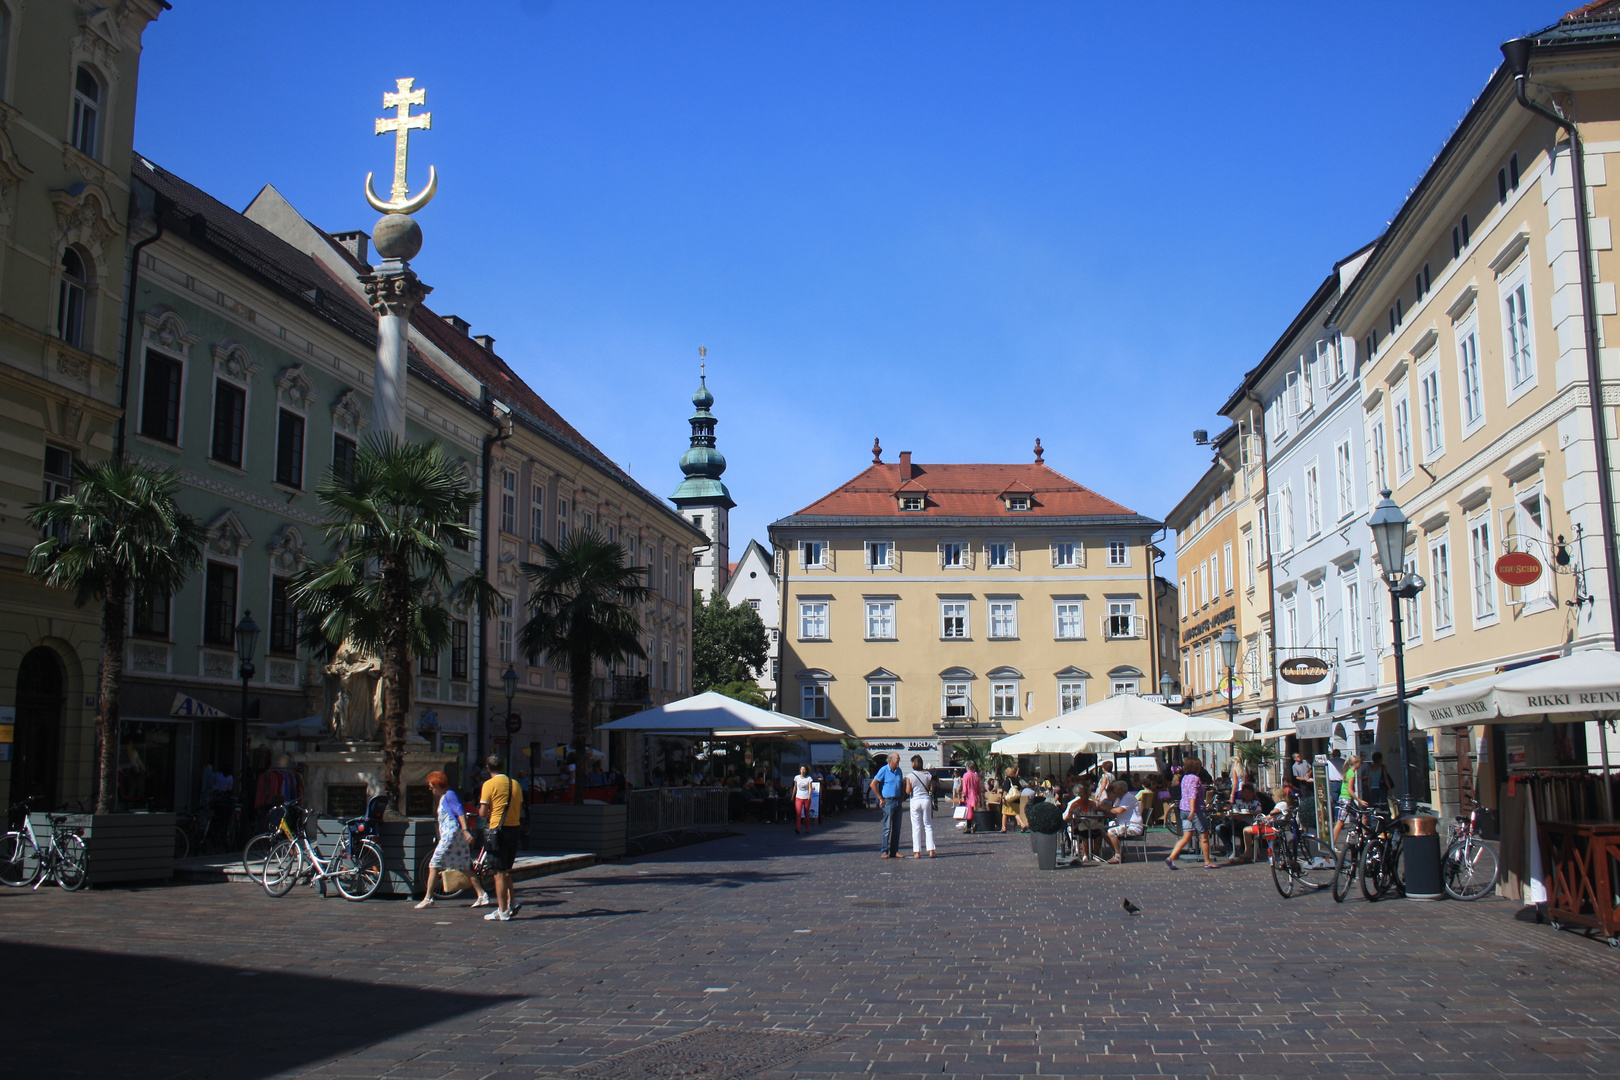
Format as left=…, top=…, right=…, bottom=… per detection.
left=13, top=647, right=66, bottom=807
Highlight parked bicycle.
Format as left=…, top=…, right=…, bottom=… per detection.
left=1267, top=804, right=1335, bottom=898
left=1331, top=803, right=1374, bottom=903
left=0, top=797, right=88, bottom=891
left=1358, top=806, right=1405, bottom=901
left=1442, top=806, right=1499, bottom=901
left=262, top=799, right=385, bottom=901
left=174, top=792, right=243, bottom=860
left=241, top=801, right=301, bottom=884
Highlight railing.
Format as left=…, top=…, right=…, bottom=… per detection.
left=592, top=674, right=649, bottom=702
left=626, top=787, right=730, bottom=839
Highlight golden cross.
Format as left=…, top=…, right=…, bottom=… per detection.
left=375, top=78, right=431, bottom=203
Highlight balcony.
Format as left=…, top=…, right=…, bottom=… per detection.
left=593, top=674, right=649, bottom=703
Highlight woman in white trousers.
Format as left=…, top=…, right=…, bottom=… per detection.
left=904, top=754, right=936, bottom=857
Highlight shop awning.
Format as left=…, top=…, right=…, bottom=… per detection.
left=1409, top=650, right=1620, bottom=730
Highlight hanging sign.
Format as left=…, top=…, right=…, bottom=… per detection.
left=1494, top=551, right=1543, bottom=587
left=1278, top=657, right=1330, bottom=685
left=506, top=709, right=523, bottom=734
left=1218, top=675, right=1244, bottom=699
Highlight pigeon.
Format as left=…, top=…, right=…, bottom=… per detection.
left=1122, top=897, right=1141, bottom=915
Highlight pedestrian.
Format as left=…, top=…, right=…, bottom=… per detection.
left=415, top=771, right=491, bottom=910
left=477, top=754, right=524, bottom=921
left=957, top=759, right=982, bottom=834
left=1017, top=780, right=1036, bottom=832
left=904, top=755, right=936, bottom=858
left=1330, top=754, right=1365, bottom=849
left=1361, top=751, right=1393, bottom=814
left=870, top=752, right=905, bottom=858
left=1165, top=756, right=1217, bottom=869
left=1104, top=779, right=1147, bottom=863
left=792, top=765, right=814, bottom=834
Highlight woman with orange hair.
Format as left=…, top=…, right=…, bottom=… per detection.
left=416, top=771, right=488, bottom=909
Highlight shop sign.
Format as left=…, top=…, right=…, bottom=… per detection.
left=506, top=709, right=523, bottom=734
left=1494, top=551, right=1543, bottom=587
left=1279, top=657, right=1330, bottom=685
left=170, top=693, right=227, bottom=718
left=864, top=739, right=941, bottom=768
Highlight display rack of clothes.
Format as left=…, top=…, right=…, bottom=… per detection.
left=253, top=768, right=302, bottom=813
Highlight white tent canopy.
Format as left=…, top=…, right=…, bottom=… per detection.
left=990, top=726, right=1122, bottom=756
left=595, top=691, right=842, bottom=738
left=1038, top=694, right=1189, bottom=734
left=1124, top=715, right=1256, bottom=745
left=1408, top=651, right=1620, bottom=730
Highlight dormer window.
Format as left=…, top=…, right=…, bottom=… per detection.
left=1006, top=495, right=1031, bottom=511
left=899, top=495, right=925, bottom=511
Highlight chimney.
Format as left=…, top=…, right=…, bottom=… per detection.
left=444, top=315, right=471, bottom=335
left=899, top=450, right=912, bottom=477
left=473, top=334, right=496, bottom=352
left=330, top=230, right=370, bottom=267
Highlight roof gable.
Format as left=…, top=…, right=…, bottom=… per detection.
left=791, top=461, right=1138, bottom=518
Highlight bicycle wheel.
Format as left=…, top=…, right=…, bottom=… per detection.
left=1331, top=839, right=1359, bottom=903
left=174, top=826, right=190, bottom=861
left=1294, top=834, right=1335, bottom=891
left=1270, top=839, right=1297, bottom=898
left=335, top=840, right=384, bottom=901
left=241, top=832, right=278, bottom=883
left=1359, top=839, right=1389, bottom=902
left=1443, top=837, right=1499, bottom=900
left=55, top=835, right=88, bottom=891
left=0, top=832, right=42, bottom=887
left=262, top=839, right=301, bottom=897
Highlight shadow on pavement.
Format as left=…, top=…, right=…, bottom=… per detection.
left=0, top=940, right=517, bottom=1080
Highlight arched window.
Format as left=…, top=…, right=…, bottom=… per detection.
left=58, top=248, right=86, bottom=349
left=71, top=65, right=99, bottom=156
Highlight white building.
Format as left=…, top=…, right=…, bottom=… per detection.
left=720, top=540, right=781, bottom=705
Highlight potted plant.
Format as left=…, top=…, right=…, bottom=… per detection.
left=1026, top=799, right=1064, bottom=870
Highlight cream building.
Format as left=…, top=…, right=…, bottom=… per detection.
left=770, top=444, right=1170, bottom=755
left=0, top=2, right=165, bottom=808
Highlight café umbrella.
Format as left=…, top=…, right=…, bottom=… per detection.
left=990, top=725, right=1122, bottom=756
left=1123, top=715, right=1257, bottom=745
left=595, top=690, right=842, bottom=739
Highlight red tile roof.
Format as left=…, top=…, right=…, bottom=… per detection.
left=791, top=462, right=1138, bottom=518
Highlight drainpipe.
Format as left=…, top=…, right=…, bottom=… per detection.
left=1245, top=390, right=1279, bottom=720
left=1502, top=40, right=1620, bottom=654
left=115, top=188, right=165, bottom=459
left=478, top=397, right=513, bottom=766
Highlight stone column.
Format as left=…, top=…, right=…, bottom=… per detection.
left=359, top=213, right=432, bottom=438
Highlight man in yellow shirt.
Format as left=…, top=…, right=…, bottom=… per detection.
left=478, top=755, right=523, bottom=921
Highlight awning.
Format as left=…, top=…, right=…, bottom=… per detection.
left=1257, top=723, right=1295, bottom=741
left=1409, top=650, right=1620, bottom=730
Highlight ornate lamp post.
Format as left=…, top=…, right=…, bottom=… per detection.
left=1218, top=626, right=1240, bottom=726
left=234, top=610, right=260, bottom=781
left=1369, top=489, right=1443, bottom=900
left=501, top=663, right=518, bottom=772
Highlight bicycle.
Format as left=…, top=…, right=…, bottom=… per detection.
left=0, top=798, right=89, bottom=891
left=1442, top=806, right=1499, bottom=901
left=241, top=801, right=301, bottom=884
left=261, top=801, right=384, bottom=901
left=1267, top=805, right=1335, bottom=898
left=1331, top=803, right=1373, bottom=903
left=1358, top=807, right=1405, bottom=902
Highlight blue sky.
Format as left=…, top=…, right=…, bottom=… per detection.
left=132, top=1, right=1572, bottom=565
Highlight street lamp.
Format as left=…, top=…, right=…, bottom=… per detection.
left=1369, top=489, right=1442, bottom=900
left=1218, top=625, right=1239, bottom=725
left=1159, top=670, right=1174, bottom=700
left=234, top=610, right=260, bottom=783
left=501, top=663, right=518, bottom=772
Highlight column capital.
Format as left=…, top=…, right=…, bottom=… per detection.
left=360, top=264, right=432, bottom=318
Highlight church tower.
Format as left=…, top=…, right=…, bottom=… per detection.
left=671, top=361, right=735, bottom=598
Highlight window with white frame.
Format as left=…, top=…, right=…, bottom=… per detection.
left=1278, top=485, right=1295, bottom=553
left=499, top=595, right=514, bottom=664
left=556, top=498, right=569, bottom=543
left=1312, top=588, right=1328, bottom=647
left=71, top=66, right=100, bottom=158
left=865, top=600, right=895, bottom=639
left=1403, top=551, right=1422, bottom=641
left=1504, top=488, right=1553, bottom=606
left=1106, top=600, right=1137, bottom=639
left=1297, top=355, right=1315, bottom=413
left=1244, top=536, right=1256, bottom=590
left=1113, top=677, right=1139, bottom=697
left=1305, top=461, right=1322, bottom=537
left=942, top=681, right=970, bottom=719
left=531, top=484, right=546, bottom=542
left=1369, top=584, right=1384, bottom=653
left=1208, top=555, right=1219, bottom=603
left=1393, top=393, right=1413, bottom=479
left=1192, top=566, right=1202, bottom=608
left=991, top=681, right=1018, bottom=717
left=940, top=601, right=968, bottom=639
left=865, top=540, right=894, bottom=569
left=1052, top=541, right=1080, bottom=568
left=1107, top=539, right=1128, bottom=566
left=986, top=542, right=1012, bottom=568
left=1283, top=599, right=1299, bottom=648
left=1469, top=513, right=1497, bottom=622
left=1059, top=681, right=1086, bottom=713
left=1502, top=266, right=1536, bottom=392
left=1331, top=333, right=1348, bottom=383
left=1430, top=537, right=1453, bottom=632
left=1335, top=439, right=1354, bottom=519
left=1222, top=542, right=1233, bottom=595
left=500, top=470, right=517, bottom=534
left=801, top=682, right=827, bottom=720
left=1457, top=321, right=1484, bottom=433
left=989, top=601, right=1017, bottom=639
left=799, top=601, right=829, bottom=639
left=1369, top=417, right=1388, bottom=494
left=899, top=495, right=924, bottom=511
left=1419, top=364, right=1444, bottom=460
left=800, top=540, right=827, bottom=568
left=868, top=681, right=894, bottom=719
left=1178, top=578, right=1188, bottom=617
left=1055, top=601, right=1083, bottom=639
left=1343, top=576, right=1362, bottom=656
left=940, top=541, right=966, bottom=568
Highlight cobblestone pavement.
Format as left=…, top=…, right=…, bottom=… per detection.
left=5, top=813, right=1620, bottom=1080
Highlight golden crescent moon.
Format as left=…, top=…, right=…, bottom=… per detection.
left=364, top=165, right=438, bottom=215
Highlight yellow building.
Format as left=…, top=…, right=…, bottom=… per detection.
left=770, top=443, right=1171, bottom=760
left=0, top=2, right=165, bottom=808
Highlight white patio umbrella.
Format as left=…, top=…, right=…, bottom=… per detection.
left=991, top=725, right=1121, bottom=756
left=1125, top=715, right=1256, bottom=745
left=1043, top=694, right=1190, bottom=734
left=595, top=690, right=836, bottom=738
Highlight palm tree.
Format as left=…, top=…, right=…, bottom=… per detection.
left=517, top=531, right=651, bottom=804
left=291, top=435, right=493, bottom=805
left=26, top=459, right=204, bottom=814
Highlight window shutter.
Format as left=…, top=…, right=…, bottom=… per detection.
left=825, top=545, right=834, bottom=572
left=889, top=543, right=899, bottom=572
left=1075, top=541, right=1085, bottom=568
left=1009, top=542, right=1019, bottom=570
left=1266, top=493, right=1281, bottom=556
left=1050, top=541, right=1059, bottom=568
left=964, top=543, right=974, bottom=570
left=937, top=541, right=945, bottom=568
left=798, top=543, right=808, bottom=570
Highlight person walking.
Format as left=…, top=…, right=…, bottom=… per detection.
left=904, top=755, right=937, bottom=857
left=870, top=752, right=905, bottom=858
left=1361, top=752, right=1393, bottom=815
left=957, top=760, right=982, bottom=834
left=792, top=765, right=815, bottom=835
left=1000, top=781, right=1021, bottom=833
left=1330, top=754, right=1365, bottom=849
left=478, top=754, right=524, bottom=921
left=415, top=771, right=490, bottom=910
left=1165, top=756, right=1217, bottom=869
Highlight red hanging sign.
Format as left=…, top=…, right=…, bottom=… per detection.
left=1494, top=551, right=1543, bottom=587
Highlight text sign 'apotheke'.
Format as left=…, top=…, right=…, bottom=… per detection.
left=1494, top=551, right=1544, bottom=587
left=1278, top=657, right=1330, bottom=685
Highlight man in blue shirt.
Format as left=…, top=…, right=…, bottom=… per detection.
left=869, top=752, right=905, bottom=858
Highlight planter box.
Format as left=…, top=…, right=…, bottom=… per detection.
left=1031, top=830, right=1060, bottom=870
left=974, top=810, right=998, bottom=831
left=527, top=804, right=626, bottom=859
left=312, top=817, right=433, bottom=898
left=31, top=812, right=175, bottom=886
